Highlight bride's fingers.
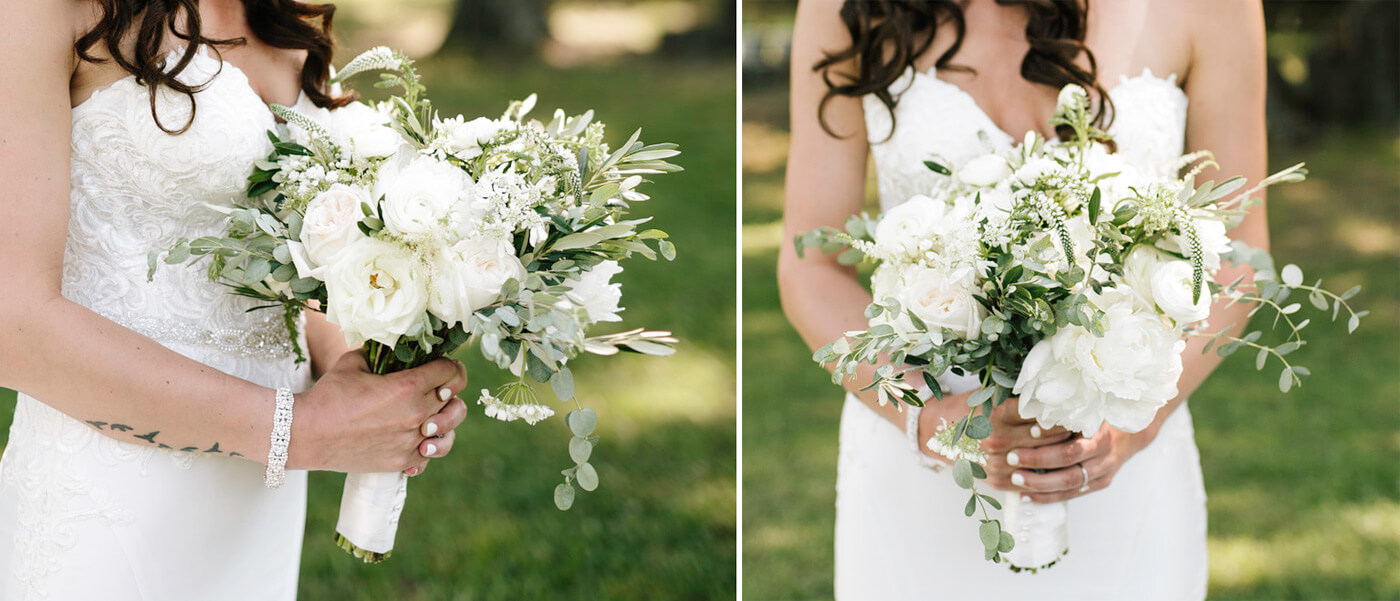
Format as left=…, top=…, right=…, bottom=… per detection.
left=1019, top=457, right=1117, bottom=503
left=1011, top=454, right=1114, bottom=494
left=419, top=429, right=455, bottom=458
left=1008, top=433, right=1108, bottom=471
left=982, top=426, right=1073, bottom=456
left=421, top=397, right=468, bottom=437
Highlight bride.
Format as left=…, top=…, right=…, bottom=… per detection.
left=780, top=0, right=1269, bottom=598
left=0, top=1, right=470, bottom=599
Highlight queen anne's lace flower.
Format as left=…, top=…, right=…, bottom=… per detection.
left=477, top=389, right=555, bottom=425
left=925, top=417, right=988, bottom=465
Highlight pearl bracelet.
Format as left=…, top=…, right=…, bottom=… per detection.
left=904, top=396, right=945, bottom=473
left=265, top=387, right=295, bottom=488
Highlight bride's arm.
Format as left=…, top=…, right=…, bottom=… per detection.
left=0, top=2, right=464, bottom=474
left=781, top=0, right=1029, bottom=454
left=1006, top=1, right=1270, bottom=501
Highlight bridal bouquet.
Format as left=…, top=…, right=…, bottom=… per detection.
left=797, top=84, right=1365, bottom=570
left=150, top=47, right=681, bottom=561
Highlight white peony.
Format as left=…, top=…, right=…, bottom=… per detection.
left=325, top=101, right=402, bottom=159
left=873, top=195, right=944, bottom=255
left=564, top=261, right=625, bottom=324
left=427, top=235, right=525, bottom=326
left=287, top=183, right=369, bottom=279
left=375, top=155, right=473, bottom=239
left=1121, top=244, right=1168, bottom=305
left=324, top=237, right=430, bottom=348
left=1150, top=260, right=1212, bottom=324
left=435, top=116, right=504, bottom=159
left=959, top=154, right=1012, bottom=187
left=1012, top=288, right=1184, bottom=434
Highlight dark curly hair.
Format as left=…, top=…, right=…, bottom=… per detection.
left=76, top=0, right=356, bottom=134
left=815, top=0, right=1113, bottom=143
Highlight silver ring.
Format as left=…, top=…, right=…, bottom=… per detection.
left=1077, top=463, right=1091, bottom=493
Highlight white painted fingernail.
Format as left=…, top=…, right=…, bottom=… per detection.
left=422, top=421, right=438, bottom=437
left=1021, top=495, right=1032, bottom=503
left=1011, top=473, right=1025, bottom=487
left=1030, top=425, right=1042, bottom=439
left=438, top=387, right=452, bottom=402
left=424, top=443, right=437, bottom=457
left=1007, top=451, right=1020, bottom=466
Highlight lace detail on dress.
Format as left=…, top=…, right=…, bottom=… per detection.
left=864, top=66, right=1188, bottom=212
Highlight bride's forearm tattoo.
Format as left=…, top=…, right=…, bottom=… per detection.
left=83, top=420, right=244, bottom=457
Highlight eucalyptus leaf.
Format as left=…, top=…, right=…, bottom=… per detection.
left=554, top=483, right=575, bottom=510
left=576, top=462, right=599, bottom=491
left=567, top=408, right=598, bottom=438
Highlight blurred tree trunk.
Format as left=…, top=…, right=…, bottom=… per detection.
left=442, top=0, right=550, bottom=54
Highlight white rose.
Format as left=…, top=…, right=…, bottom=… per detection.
left=897, top=265, right=984, bottom=340
left=376, top=155, right=472, bottom=238
left=564, top=261, right=625, bottom=324
left=1150, top=260, right=1212, bottom=324
left=1157, top=213, right=1231, bottom=273
left=1013, top=288, right=1184, bottom=434
left=288, top=183, right=369, bottom=279
left=1015, top=157, right=1061, bottom=186
left=325, top=101, right=402, bottom=159
left=874, top=195, right=943, bottom=252
left=324, top=237, right=430, bottom=348
left=436, top=116, right=503, bottom=159
left=959, top=154, right=1012, bottom=187
left=428, top=235, right=525, bottom=326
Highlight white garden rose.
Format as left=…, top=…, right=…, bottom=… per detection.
left=564, top=261, right=625, bottom=324
left=873, top=195, right=980, bottom=267
left=287, top=183, right=369, bottom=279
left=376, top=155, right=472, bottom=238
left=324, top=237, right=430, bottom=348
left=959, top=154, right=1012, bottom=187
left=427, top=235, right=525, bottom=326
left=1150, top=260, right=1212, bottom=324
left=435, top=116, right=503, bottom=159
left=897, top=265, right=985, bottom=341
left=873, top=195, right=944, bottom=256
left=325, top=101, right=402, bottom=159
left=1012, top=288, right=1184, bottom=434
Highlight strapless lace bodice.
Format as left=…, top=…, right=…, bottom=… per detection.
left=65, top=49, right=297, bottom=355
left=1, top=48, right=312, bottom=601
left=864, top=66, right=1188, bottom=209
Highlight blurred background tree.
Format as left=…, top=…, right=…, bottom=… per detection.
left=742, top=2, right=1398, bottom=600
left=442, top=0, right=551, bottom=54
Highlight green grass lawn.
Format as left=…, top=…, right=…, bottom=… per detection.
left=740, top=76, right=1400, bottom=600
left=0, top=53, right=736, bottom=600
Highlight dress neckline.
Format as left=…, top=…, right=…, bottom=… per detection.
left=906, top=65, right=1185, bottom=146
left=72, top=47, right=307, bottom=116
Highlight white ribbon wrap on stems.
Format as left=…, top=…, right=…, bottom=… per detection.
left=1002, top=494, right=1069, bottom=571
left=335, top=471, right=408, bottom=562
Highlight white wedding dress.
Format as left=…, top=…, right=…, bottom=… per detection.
left=0, top=49, right=315, bottom=600
left=833, top=66, right=1209, bottom=600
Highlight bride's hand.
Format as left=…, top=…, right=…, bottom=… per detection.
left=998, top=422, right=1156, bottom=502
left=973, top=396, right=1073, bottom=491
left=287, top=350, right=468, bottom=475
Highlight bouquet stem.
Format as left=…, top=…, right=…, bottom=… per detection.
left=1001, top=494, right=1069, bottom=572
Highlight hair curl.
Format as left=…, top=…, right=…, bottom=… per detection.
left=815, top=0, right=1113, bottom=144
left=76, top=0, right=355, bottom=134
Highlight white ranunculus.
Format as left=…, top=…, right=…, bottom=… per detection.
left=427, top=235, right=525, bottom=326
left=960, top=154, right=1012, bottom=187
left=326, top=101, right=402, bottom=159
left=897, top=265, right=984, bottom=340
left=436, top=116, right=503, bottom=159
left=1015, top=158, right=1062, bottom=186
left=324, top=237, right=430, bottom=347
left=376, top=155, right=472, bottom=238
left=1157, top=213, right=1231, bottom=273
left=1013, top=288, right=1184, bottom=434
left=289, top=183, right=369, bottom=279
left=1151, top=260, right=1212, bottom=324
left=564, top=261, right=625, bottom=324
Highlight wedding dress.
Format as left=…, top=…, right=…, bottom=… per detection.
left=0, top=49, right=315, bottom=600
left=833, top=66, right=1209, bottom=600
